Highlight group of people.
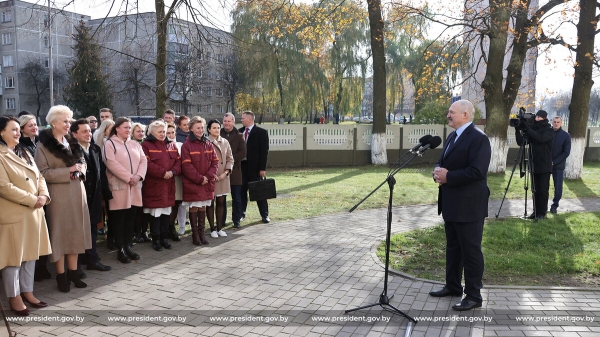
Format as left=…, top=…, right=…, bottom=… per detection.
left=430, top=100, right=571, bottom=312
left=0, top=107, right=270, bottom=316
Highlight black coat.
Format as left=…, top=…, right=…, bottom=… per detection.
left=239, top=125, right=269, bottom=178
left=221, top=127, right=246, bottom=185
left=516, top=119, right=554, bottom=174
left=552, top=128, right=571, bottom=170
left=82, top=143, right=111, bottom=224
left=19, top=136, right=38, bottom=158
left=436, top=123, right=491, bottom=222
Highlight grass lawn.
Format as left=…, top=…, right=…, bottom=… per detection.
left=380, top=212, right=600, bottom=287
left=252, top=161, right=600, bottom=223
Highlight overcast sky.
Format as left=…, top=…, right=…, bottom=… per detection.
left=39, top=0, right=594, bottom=104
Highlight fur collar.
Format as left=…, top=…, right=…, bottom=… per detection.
left=38, top=128, right=84, bottom=166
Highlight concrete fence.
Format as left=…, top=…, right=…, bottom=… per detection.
left=240, top=124, right=600, bottom=168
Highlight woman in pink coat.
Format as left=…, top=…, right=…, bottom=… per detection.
left=102, top=117, right=147, bottom=263
left=181, top=116, right=218, bottom=245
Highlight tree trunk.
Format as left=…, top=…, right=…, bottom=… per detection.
left=155, top=0, right=168, bottom=118
left=566, top=0, right=596, bottom=179
left=367, top=0, right=387, bottom=165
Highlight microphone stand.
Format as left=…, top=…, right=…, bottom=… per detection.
left=346, top=151, right=420, bottom=336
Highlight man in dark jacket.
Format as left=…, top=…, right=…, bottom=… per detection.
left=516, top=110, right=554, bottom=220
left=239, top=111, right=270, bottom=223
left=550, top=116, right=571, bottom=214
left=221, top=113, right=246, bottom=228
left=71, top=119, right=112, bottom=272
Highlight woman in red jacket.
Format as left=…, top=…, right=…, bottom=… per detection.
left=181, top=116, right=218, bottom=245
left=141, top=120, right=181, bottom=251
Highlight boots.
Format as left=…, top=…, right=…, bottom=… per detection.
left=56, top=272, right=70, bottom=293
left=189, top=210, right=201, bottom=246
left=160, top=234, right=172, bottom=249
left=152, top=235, right=162, bottom=251
left=169, top=225, right=181, bottom=242
left=67, top=270, right=87, bottom=288
left=198, top=209, right=209, bottom=245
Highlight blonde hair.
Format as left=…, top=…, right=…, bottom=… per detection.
left=147, top=120, right=167, bottom=138
left=46, top=105, right=73, bottom=127
left=131, top=122, right=146, bottom=140
left=188, top=116, right=206, bottom=131
left=95, top=119, right=115, bottom=147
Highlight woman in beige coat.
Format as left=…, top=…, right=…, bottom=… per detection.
left=0, top=116, right=51, bottom=316
left=35, top=105, right=92, bottom=293
left=206, top=119, right=233, bottom=238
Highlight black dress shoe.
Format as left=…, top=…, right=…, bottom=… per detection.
left=262, top=217, right=270, bottom=223
left=535, top=214, right=546, bottom=220
left=550, top=207, right=557, bottom=214
left=34, top=267, right=52, bottom=282
left=117, top=249, right=131, bottom=264
left=527, top=213, right=536, bottom=219
left=87, top=262, right=112, bottom=271
left=452, top=298, right=482, bottom=311
left=21, top=294, right=48, bottom=308
left=124, top=246, right=140, bottom=260
left=77, top=270, right=87, bottom=279
left=141, top=232, right=151, bottom=242
left=233, top=223, right=241, bottom=229
left=429, top=287, right=462, bottom=297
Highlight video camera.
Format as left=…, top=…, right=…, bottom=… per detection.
left=509, top=107, right=535, bottom=130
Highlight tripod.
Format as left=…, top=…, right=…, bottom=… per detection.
left=346, top=153, right=418, bottom=335
left=496, top=129, right=537, bottom=219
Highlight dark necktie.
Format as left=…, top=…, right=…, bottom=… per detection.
left=444, top=132, right=456, bottom=157
left=244, top=128, right=249, bottom=142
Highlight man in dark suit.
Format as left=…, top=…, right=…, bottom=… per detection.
left=550, top=116, right=571, bottom=214
left=239, top=111, right=270, bottom=223
left=71, top=118, right=112, bottom=272
left=222, top=113, right=246, bottom=228
left=430, top=100, right=491, bottom=311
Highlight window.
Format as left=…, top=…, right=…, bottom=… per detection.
left=168, top=25, right=175, bottom=34
left=2, top=11, right=12, bottom=23
left=3, top=55, right=13, bottom=67
left=197, top=50, right=203, bottom=60
left=216, top=37, right=222, bottom=44
left=207, top=105, right=213, bottom=114
left=205, top=87, right=212, bottom=96
left=2, top=33, right=11, bottom=45
left=198, top=69, right=203, bottom=78
left=198, top=105, right=202, bottom=113
left=173, top=42, right=188, bottom=55
left=216, top=88, right=223, bottom=97
left=216, top=72, right=222, bottom=81
left=217, top=54, right=223, bottom=64
left=206, top=52, right=212, bottom=60
left=216, top=105, right=223, bottom=114
left=5, top=98, right=15, bottom=110
left=5, top=76, right=14, bottom=88
left=44, top=57, right=49, bottom=68
left=44, top=15, right=50, bottom=27
left=44, top=36, right=49, bottom=48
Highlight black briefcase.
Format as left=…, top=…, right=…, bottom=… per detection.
left=248, top=178, right=277, bottom=201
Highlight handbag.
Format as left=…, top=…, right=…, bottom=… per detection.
left=248, top=177, right=277, bottom=201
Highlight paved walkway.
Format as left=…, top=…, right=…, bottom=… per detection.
left=3, top=198, right=600, bottom=337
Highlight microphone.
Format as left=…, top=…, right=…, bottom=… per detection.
left=417, top=136, right=442, bottom=155
left=409, top=135, right=432, bottom=153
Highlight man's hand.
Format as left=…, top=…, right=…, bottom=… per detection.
left=433, top=167, right=448, bottom=184
left=259, top=170, right=266, bottom=178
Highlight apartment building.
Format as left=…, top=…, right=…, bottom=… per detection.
left=0, top=0, right=89, bottom=116
left=89, top=13, right=234, bottom=118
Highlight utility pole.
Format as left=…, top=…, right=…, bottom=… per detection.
left=48, top=0, right=54, bottom=107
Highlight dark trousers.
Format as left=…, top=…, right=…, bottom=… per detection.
left=150, top=214, right=170, bottom=237
left=551, top=169, right=564, bottom=209
left=241, top=161, right=268, bottom=218
left=108, top=206, right=138, bottom=248
left=444, top=219, right=484, bottom=302
left=80, top=216, right=100, bottom=266
left=533, top=172, right=551, bottom=216
left=230, top=185, right=242, bottom=224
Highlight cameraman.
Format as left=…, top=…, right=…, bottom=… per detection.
left=515, top=110, right=554, bottom=219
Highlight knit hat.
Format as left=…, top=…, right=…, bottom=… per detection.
left=18, top=114, right=36, bottom=128
left=535, top=110, right=548, bottom=119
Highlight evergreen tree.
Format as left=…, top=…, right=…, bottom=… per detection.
left=64, top=20, right=111, bottom=117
